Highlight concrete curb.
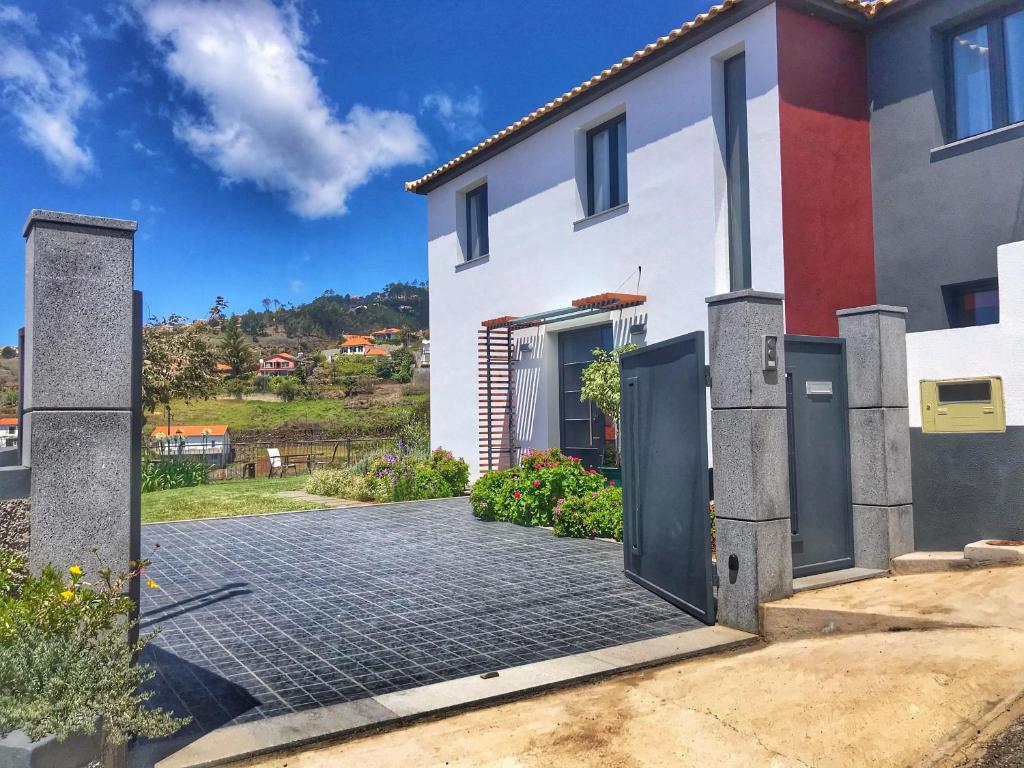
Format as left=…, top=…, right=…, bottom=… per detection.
left=155, top=626, right=758, bottom=768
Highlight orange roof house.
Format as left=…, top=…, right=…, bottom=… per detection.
left=150, top=424, right=229, bottom=439
left=371, top=327, right=401, bottom=341
left=0, top=417, right=17, bottom=428
left=366, top=346, right=388, bottom=357
left=339, top=335, right=374, bottom=347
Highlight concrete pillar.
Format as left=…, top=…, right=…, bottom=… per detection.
left=21, top=210, right=140, bottom=586
left=707, top=290, right=793, bottom=633
left=837, top=304, right=914, bottom=569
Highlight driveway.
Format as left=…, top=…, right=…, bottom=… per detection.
left=135, top=498, right=700, bottom=760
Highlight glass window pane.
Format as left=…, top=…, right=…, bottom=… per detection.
left=615, top=118, right=627, bottom=205
left=466, top=187, right=488, bottom=260
left=1006, top=11, right=1024, bottom=124
left=937, top=381, right=991, bottom=403
left=590, top=128, right=611, bottom=214
left=952, top=25, right=993, bottom=139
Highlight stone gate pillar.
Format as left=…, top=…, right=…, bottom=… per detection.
left=707, top=290, right=793, bottom=633
left=837, top=305, right=914, bottom=568
left=21, top=210, right=140, bottom=589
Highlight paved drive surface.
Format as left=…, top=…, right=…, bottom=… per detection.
left=135, top=498, right=698, bottom=757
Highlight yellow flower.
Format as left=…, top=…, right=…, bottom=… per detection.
left=146, top=579, right=159, bottom=590
left=60, top=590, right=74, bottom=601
left=68, top=565, right=83, bottom=577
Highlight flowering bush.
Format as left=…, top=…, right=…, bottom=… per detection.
left=424, top=448, right=470, bottom=492
left=0, top=550, right=186, bottom=746
left=470, top=448, right=605, bottom=527
left=306, top=468, right=373, bottom=501
left=365, top=451, right=420, bottom=502
left=552, top=487, right=624, bottom=541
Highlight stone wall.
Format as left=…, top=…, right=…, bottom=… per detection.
left=0, top=498, right=29, bottom=554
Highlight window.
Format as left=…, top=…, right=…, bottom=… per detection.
left=465, top=184, right=489, bottom=261
left=724, top=53, right=752, bottom=291
left=950, top=8, right=1024, bottom=140
left=586, top=115, right=627, bottom=215
left=943, top=278, right=1000, bottom=327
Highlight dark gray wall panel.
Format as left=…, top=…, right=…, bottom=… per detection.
left=868, top=0, right=1024, bottom=332
left=910, top=427, right=1024, bottom=550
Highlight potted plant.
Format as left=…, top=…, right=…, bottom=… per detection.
left=0, top=550, right=186, bottom=767
left=579, top=343, right=637, bottom=488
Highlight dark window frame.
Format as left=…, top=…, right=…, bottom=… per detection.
left=585, top=114, right=627, bottom=216
left=942, top=277, right=1000, bottom=328
left=464, top=183, right=489, bottom=261
left=724, top=52, right=752, bottom=292
left=947, top=5, right=1024, bottom=141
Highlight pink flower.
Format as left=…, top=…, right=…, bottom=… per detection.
left=513, top=491, right=522, bottom=500
left=533, top=480, right=541, bottom=488
left=609, top=481, right=616, bottom=487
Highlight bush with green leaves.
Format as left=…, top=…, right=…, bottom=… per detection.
left=552, top=487, right=624, bottom=541
left=0, top=550, right=186, bottom=746
left=141, top=458, right=210, bottom=493
left=305, top=468, right=373, bottom=501
left=424, top=447, right=469, bottom=492
left=412, top=466, right=454, bottom=500
left=469, top=448, right=606, bottom=527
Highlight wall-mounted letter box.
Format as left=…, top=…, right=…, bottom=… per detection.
left=920, top=377, right=1005, bottom=433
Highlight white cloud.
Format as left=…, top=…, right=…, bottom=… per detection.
left=421, top=87, right=485, bottom=142
left=130, top=197, right=142, bottom=211
left=289, top=279, right=305, bottom=293
left=0, top=6, right=95, bottom=180
left=136, top=0, right=430, bottom=219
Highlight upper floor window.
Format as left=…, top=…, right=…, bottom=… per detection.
left=465, top=184, right=489, bottom=261
left=950, top=8, right=1024, bottom=140
left=586, top=115, right=627, bottom=216
left=943, top=278, right=1000, bottom=327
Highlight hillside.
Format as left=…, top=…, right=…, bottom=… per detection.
left=231, top=281, right=427, bottom=354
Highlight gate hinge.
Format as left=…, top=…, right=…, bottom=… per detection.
left=704, top=365, right=712, bottom=389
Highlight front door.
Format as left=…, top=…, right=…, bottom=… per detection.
left=785, top=336, right=854, bottom=577
left=619, top=333, right=715, bottom=624
left=558, top=325, right=612, bottom=469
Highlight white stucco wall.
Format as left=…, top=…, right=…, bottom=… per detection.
left=425, top=5, right=784, bottom=473
left=907, top=240, right=1024, bottom=428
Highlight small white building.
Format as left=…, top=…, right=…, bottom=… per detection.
left=0, top=418, right=17, bottom=448
left=150, top=425, right=231, bottom=467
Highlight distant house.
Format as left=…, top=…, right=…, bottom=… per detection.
left=371, top=327, right=401, bottom=342
left=0, top=417, right=17, bottom=448
left=420, top=339, right=430, bottom=367
left=339, top=335, right=374, bottom=355
left=366, top=347, right=388, bottom=358
left=150, top=425, right=231, bottom=466
left=321, top=347, right=342, bottom=363
left=259, top=352, right=298, bottom=376
left=214, top=363, right=232, bottom=376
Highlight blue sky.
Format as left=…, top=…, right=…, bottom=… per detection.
left=0, top=0, right=711, bottom=344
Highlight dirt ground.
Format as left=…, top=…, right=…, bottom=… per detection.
left=239, top=623, right=1024, bottom=768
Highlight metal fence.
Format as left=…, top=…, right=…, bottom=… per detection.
left=215, top=438, right=402, bottom=479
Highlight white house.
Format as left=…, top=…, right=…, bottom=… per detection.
left=150, top=425, right=232, bottom=467
left=0, top=418, right=17, bottom=448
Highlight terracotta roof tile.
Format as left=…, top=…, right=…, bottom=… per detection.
left=0, top=418, right=17, bottom=427
left=405, top=0, right=895, bottom=194
left=151, top=425, right=229, bottom=438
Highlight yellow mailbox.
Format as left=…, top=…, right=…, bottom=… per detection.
left=920, top=377, right=1005, bottom=433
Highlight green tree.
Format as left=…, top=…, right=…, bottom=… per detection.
left=219, top=316, right=254, bottom=377
left=388, top=347, right=416, bottom=383
left=142, top=321, right=217, bottom=414
left=239, top=309, right=265, bottom=340
left=207, top=296, right=228, bottom=329
left=579, top=343, right=638, bottom=467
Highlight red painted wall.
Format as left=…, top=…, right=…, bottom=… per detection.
left=776, top=4, right=877, bottom=336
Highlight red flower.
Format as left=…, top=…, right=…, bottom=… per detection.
left=609, top=481, right=616, bottom=487
left=513, top=491, right=522, bottom=500
left=532, top=480, right=541, bottom=488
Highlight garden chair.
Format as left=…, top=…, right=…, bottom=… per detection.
left=267, top=448, right=297, bottom=478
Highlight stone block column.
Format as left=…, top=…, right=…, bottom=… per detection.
left=707, top=290, right=792, bottom=633
left=21, top=210, right=140, bottom=585
left=837, top=305, right=914, bottom=569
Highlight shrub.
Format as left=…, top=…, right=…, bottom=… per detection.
left=306, top=468, right=372, bottom=501
left=424, top=447, right=469, bottom=492
left=469, top=470, right=512, bottom=520
left=552, top=487, right=624, bottom=541
left=469, top=448, right=605, bottom=527
left=0, top=550, right=186, bottom=746
left=142, top=458, right=210, bottom=493
left=364, top=451, right=419, bottom=502
left=412, top=467, right=454, bottom=500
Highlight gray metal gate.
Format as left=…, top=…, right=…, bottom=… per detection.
left=620, top=332, right=714, bottom=625
left=785, top=336, right=854, bottom=577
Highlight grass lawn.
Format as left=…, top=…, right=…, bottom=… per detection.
left=145, top=393, right=428, bottom=436
left=141, top=475, right=330, bottom=524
